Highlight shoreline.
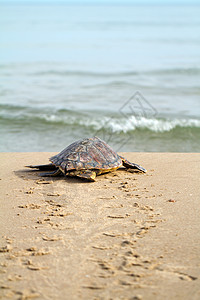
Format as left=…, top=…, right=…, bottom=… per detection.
left=0, top=152, right=200, bottom=299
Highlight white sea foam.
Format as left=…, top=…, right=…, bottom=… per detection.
left=106, top=116, right=200, bottom=133
left=102, top=116, right=200, bottom=133
left=41, top=113, right=200, bottom=133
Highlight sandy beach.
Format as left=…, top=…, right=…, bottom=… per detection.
left=0, top=152, right=200, bottom=300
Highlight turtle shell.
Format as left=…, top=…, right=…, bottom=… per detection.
left=50, top=137, right=122, bottom=174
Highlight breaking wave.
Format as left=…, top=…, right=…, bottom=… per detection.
left=1, top=104, right=200, bottom=134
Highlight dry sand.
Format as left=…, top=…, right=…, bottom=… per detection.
left=0, top=152, right=200, bottom=300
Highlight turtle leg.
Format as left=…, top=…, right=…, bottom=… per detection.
left=40, top=168, right=63, bottom=177
left=26, top=163, right=57, bottom=171
left=68, top=170, right=97, bottom=182
left=120, top=156, right=147, bottom=173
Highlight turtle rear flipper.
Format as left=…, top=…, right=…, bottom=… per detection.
left=120, top=156, right=147, bottom=173
left=68, top=170, right=96, bottom=182
left=40, top=168, right=63, bottom=177
left=26, top=163, right=56, bottom=171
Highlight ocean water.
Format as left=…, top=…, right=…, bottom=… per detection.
left=1, top=3, right=200, bottom=152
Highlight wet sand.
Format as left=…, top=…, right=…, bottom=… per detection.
left=0, top=152, right=200, bottom=300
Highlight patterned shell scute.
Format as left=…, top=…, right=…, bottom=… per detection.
left=50, top=137, right=122, bottom=173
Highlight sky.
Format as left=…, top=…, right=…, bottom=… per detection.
left=0, top=0, right=200, bottom=4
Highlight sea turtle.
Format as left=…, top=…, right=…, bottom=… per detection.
left=27, top=136, right=146, bottom=181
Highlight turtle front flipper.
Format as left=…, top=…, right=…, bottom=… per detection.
left=68, top=170, right=96, bottom=181
left=26, top=163, right=57, bottom=171
left=120, top=156, right=147, bottom=173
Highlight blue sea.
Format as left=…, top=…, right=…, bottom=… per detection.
left=1, top=2, right=200, bottom=152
